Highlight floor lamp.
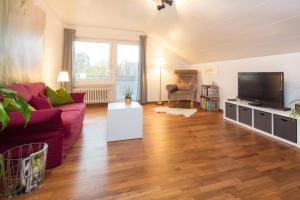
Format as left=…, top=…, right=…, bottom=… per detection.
left=156, top=57, right=166, bottom=105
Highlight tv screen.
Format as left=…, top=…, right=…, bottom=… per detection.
left=238, top=72, right=284, bottom=109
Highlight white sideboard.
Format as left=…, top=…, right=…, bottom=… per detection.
left=223, top=100, right=300, bottom=147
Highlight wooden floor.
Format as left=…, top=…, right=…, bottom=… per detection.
left=11, top=104, right=300, bottom=200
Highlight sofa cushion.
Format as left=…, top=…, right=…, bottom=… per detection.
left=54, top=103, right=85, bottom=113
left=47, top=87, right=74, bottom=106
left=10, top=83, right=32, bottom=102
left=25, top=82, right=46, bottom=97
left=30, top=94, right=53, bottom=110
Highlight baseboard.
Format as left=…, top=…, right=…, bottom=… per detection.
left=142, top=101, right=168, bottom=105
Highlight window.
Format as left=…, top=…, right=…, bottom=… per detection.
left=73, top=40, right=140, bottom=101
left=116, top=44, right=140, bottom=100
left=74, top=41, right=110, bottom=82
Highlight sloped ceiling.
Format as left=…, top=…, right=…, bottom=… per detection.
left=45, top=0, right=300, bottom=64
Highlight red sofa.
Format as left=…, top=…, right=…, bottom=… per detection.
left=0, top=82, right=86, bottom=169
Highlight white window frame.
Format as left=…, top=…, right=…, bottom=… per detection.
left=73, top=38, right=114, bottom=87
left=73, top=38, right=140, bottom=101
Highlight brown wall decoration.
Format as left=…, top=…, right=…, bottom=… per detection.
left=0, top=0, right=45, bottom=86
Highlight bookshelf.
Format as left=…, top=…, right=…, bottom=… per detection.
left=200, top=85, right=219, bottom=111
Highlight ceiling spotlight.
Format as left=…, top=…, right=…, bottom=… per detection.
left=157, top=3, right=165, bottom=11
left=165, top=0, right=173, bottom=6
left=155, top=0, right=173, bottom=11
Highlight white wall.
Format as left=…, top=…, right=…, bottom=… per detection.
left=193, top=52, right=300, bottom=109
left=69, top=26, right=191, bottom=102
left=74, top=26, right=141, bottom=42
left=35, top=0, right=64, bottom=88
left=146, top=37, right=191, bottom=102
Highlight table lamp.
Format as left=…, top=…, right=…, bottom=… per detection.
left=57, top=71, right=69, bottom=88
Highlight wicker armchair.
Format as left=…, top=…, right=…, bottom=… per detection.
left=166, top=70, right=198, bottom=108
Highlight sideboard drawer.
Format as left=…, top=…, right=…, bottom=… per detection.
left=238, top=106, right=252, bottom=126
left=225, top=103, right=237, bottom=120
left=274, top=115, right=297, bottom=143
left=254, top=110, right=272, bottom=134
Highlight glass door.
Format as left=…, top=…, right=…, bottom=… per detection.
left=115, top=43, right=140, bottom=101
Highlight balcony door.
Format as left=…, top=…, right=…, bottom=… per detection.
left=115, top=43, right=140, bottom=101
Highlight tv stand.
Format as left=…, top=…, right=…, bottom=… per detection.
left=247, top=102, right=291, bottom=111
left=224, top=100, right=300, bottom=148
left=248, top=102, right=263, bottom=107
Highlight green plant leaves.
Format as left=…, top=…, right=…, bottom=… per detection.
left=15, top=96, right=31, bottom=127
left=0, top=102, right=10, bottom=131
left=0, top=87, right=17, bottom=98
left=0, top=87, right=32, bottom=131
left=123, top=86, right=133, bottom=99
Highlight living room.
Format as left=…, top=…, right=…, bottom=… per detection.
left=1, top=0, right=300, bottom=199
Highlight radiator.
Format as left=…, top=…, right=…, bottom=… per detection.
left=73, top=87, right=112, bottom=104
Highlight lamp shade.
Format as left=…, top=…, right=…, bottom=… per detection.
left=57, top=71, right=70, bottom=82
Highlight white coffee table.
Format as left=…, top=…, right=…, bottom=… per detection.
left=107, top=102, right=143, bottom=142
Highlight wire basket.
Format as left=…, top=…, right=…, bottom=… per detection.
left=0, top=143, right=48, bottom=198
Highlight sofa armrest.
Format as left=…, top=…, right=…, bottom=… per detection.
left=0, top=109, right=65, bottom=169
left=166, top=84, right=177, bottom=93
left=70, top=92, right=86, bottom=103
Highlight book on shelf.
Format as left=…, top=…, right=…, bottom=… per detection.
left=200, top=84, right=219, bottom=111
left=201, top=85, right=218, bottom=98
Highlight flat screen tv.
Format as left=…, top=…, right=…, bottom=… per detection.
left=238, top=72, right=284, bottom=109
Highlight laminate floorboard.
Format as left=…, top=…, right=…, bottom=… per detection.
left=4, top=104, right=300, bottom=200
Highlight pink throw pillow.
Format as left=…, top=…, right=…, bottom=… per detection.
left=30, top=94, right=53, bottom=110
left=10, top=83, right=32, bottom=102
left=25, top=82, right=46, bottom=97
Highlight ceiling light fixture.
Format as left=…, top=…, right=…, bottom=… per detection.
left=155, top=0, right=173, bottom=11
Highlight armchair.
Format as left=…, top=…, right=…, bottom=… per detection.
left=166, top=70, right=198, bottom=108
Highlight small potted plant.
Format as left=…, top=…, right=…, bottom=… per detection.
left=290, top=99, right=300, bottom=118
left=123, top=87, right=133, bottom=105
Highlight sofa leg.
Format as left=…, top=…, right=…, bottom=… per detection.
left=190, top=100, right=194, bottom=108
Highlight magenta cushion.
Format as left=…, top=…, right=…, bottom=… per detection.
left=25, top=82, right=46, bottom=97
left=70, top=92, right=86, bottom=103
left=38, top=92, right=48, bottom=99
left=10, top=83, right=32, bottom=102
left=30, top=94, right=53, bottom=110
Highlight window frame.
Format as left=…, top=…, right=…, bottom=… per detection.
left=73, top=38, right=141, bottom=101
left=73, top=38, right=114, bottom=87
